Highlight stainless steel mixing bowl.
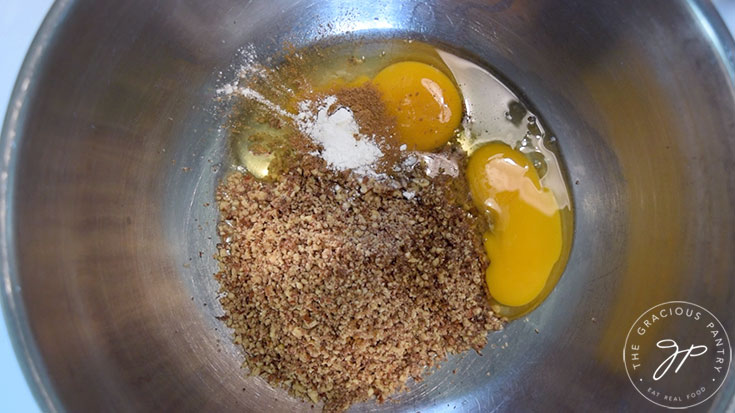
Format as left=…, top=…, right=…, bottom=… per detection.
left=2, top=0, right=735, bottom=411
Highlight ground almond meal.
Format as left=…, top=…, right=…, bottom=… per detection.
left=214, top=153, right=504, bottom=411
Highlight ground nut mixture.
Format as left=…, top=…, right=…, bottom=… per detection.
left=214, top=154, right=504, bottom=412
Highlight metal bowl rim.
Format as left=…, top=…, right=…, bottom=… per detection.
left=1, top=1, right=734, bottom=411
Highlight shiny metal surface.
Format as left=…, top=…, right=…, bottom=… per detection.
left=2, top=0, right=734, bottom=411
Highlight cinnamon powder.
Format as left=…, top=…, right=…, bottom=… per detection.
left=335, top=83, right=395, bottom=139
left=332, top=82, right=402, bottom=170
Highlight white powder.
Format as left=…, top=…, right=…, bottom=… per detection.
left=234, top=45, right=268, bottom=78
left=217, top=85, right=296, bottom=122
left=297, top=96, right=383, bottom=176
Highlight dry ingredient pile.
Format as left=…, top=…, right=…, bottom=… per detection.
left=213, top=44, right=505, bottom=412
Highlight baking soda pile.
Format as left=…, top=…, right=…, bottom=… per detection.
left=296, top=96, right=384, bottom=176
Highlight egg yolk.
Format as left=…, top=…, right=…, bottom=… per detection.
left=466, top=142, right=562, bottom=307
left=372, top=61, right=462, bottom=151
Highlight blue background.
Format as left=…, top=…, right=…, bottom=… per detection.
left=2, top=1, right=54, bottom=412
left=1, top=1, right=734, bottom=412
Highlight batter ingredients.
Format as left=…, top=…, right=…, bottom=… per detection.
left=215, top=156, right=503, bottom=411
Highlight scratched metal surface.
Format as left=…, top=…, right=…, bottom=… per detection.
left=1, top=0, right=734, bottom=412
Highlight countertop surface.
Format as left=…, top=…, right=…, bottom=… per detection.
left=1, top=1, right=734, bottom=412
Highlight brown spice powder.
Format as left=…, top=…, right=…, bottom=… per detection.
left=214, top=155, right=504, bottom=412
left=333, top=82, right=395, bottom=141
left=332, top=82, right=403, bottom=173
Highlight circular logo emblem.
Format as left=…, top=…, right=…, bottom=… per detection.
left=623, top=301, right=731, bottom=409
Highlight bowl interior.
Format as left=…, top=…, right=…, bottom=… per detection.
left=3, top=0, right=735, bottom=412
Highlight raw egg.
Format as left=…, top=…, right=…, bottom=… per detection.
left=466, top=142, right=562, bottom=307
left=372, top=61, right=462, bottom=151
